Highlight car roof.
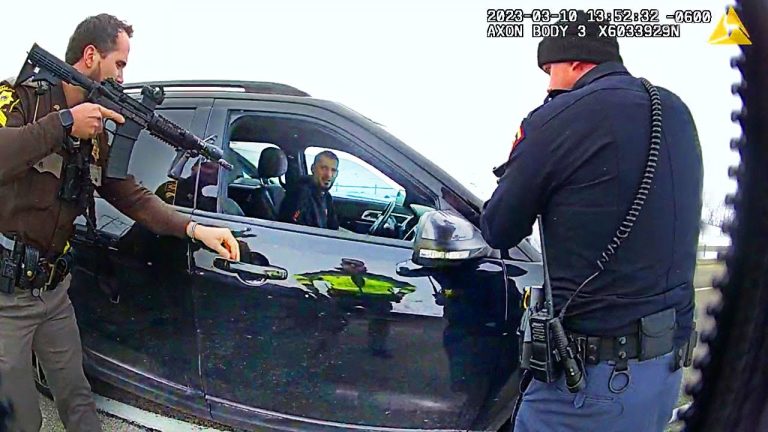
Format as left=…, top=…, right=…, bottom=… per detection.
left=122, top=80, right=311, bottom=97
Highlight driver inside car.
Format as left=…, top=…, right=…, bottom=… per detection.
left=278, top=150, right=340, bottom=230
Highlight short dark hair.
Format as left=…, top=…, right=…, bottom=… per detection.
left=313, top=150, right=339, bottom=166
left=65, top=14, right=134, bottom=65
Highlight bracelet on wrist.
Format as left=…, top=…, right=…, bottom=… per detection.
left=188, top=222, right=199, bottom=243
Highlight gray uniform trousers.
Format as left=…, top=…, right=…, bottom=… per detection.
left=0, top=275, right=101, bottom=432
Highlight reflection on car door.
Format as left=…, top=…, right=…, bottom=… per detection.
left=189, top=212, right=520, bottom=430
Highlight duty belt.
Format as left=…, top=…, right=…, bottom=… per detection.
left=568, top=332, right=641, bottom=365
left=0, top=233, right=72, bottom=296
left=567, top=329, right=696, bottom=372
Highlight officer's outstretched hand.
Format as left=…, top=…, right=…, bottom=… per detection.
left=187, top=223, right=241, bottom=261
left=70, top=103, right=125, bottom=139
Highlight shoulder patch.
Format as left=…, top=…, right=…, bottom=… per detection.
left=0, top=84, right=20, bottom=127
left=511, top=122, right=525, bottom=151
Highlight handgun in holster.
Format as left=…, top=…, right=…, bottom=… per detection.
left=0, top=239, right=44, bottom=292
left=0, top=241, right=22, bottom=294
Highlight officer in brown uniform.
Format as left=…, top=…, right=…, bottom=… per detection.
left=0, top=14, right=240, bottom=432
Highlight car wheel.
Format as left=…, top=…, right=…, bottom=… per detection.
left=32, top=351, right=52, bottom=399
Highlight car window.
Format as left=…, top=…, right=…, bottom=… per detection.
left=226, top=141, right=282, bottom=185
left=305, top=146, right=406, bottom=204
left=221, top=113, right=435, bottom=243
left=124, top=108, right=204, bottom=211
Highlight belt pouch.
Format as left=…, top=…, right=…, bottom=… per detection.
left=639, top=307, right=676, bottom=360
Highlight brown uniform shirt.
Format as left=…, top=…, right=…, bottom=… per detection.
left=0, top=80, right=190, bottom=256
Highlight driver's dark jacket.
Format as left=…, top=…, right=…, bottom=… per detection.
left=480, top=62, right=703, bottom=346
left=279, top=176, right=339, bottom=230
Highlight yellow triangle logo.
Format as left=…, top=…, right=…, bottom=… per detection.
left=709, top=7, right=751, bottom=45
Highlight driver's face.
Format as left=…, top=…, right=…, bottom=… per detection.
left=312, top=156, right=338, bottom=191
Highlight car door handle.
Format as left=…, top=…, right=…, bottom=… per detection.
left=213, top=257, right=288, bottom=286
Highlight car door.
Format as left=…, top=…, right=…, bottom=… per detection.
left=187, top=99, right=523, bottom=431
left=68, top=100, right=212, bottom=413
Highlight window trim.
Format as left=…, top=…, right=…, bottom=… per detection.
left=195, top=207, right=415, bottom=250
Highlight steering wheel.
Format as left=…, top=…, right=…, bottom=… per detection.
left=368, top=199, right=397, bottom=236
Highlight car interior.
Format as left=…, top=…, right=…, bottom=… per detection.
left=218, top=114, right=438, bottom=241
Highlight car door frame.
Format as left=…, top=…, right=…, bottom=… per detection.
left=74, top=97, right=217, bottom=421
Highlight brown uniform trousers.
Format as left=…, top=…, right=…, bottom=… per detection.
left=0, top=275, right=101, bottom=432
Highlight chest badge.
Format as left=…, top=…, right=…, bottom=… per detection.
left=91, top=136, right=100, bottom=161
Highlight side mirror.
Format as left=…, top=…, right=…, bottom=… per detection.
left=395, top=189, right=406, bottom=206
left=412, top=210, right=491, bottom=267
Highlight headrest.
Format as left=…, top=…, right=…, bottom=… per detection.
left=258, top=147, right=288, bottom=179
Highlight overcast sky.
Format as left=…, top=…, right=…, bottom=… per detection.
left=3, top=0, right=742, bottom=211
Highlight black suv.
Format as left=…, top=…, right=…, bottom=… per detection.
left=40, top=81, right=543, bottom=431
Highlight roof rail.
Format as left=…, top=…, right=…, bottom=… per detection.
left=121, top=80, right=310, bottom=97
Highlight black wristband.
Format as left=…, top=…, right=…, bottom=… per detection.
left=58, top=108, right=74, bottom=136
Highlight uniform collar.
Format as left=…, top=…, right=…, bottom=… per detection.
left=572, top=62, right=630, bottom=91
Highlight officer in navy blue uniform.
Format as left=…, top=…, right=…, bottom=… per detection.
left=481, top=11, right=703, bottom=432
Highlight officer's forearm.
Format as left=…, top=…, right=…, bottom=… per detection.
left=98, top=177, right=191, bottom=238
left=480, top=191, right=535, bottom=250
left=0, top=113, right=64, bottom=185
left=480, top=213, right=515, bottom=249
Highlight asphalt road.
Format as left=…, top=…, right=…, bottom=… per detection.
left=38, top=261, right=726, bottom=431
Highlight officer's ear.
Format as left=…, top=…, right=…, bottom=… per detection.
left=81, top=45, right=100, bottom=69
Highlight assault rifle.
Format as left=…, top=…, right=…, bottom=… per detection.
left=15, top=43, right=232, bottom=179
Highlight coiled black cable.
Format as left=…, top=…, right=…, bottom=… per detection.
left=558, top=77, right=663, bottom=320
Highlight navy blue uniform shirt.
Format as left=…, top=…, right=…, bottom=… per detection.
left=481, top=62, right=703, bottom=346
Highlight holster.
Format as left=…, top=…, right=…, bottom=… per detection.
left=520, top=305, right=694, bottom=372
left=674, top=321, right=698, bottom=371
left=0, top=244, right=21, bottom=294
left=0, top=239, right=73, bottom=295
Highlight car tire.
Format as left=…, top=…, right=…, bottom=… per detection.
left=32, top=351, right=53, bottom=399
